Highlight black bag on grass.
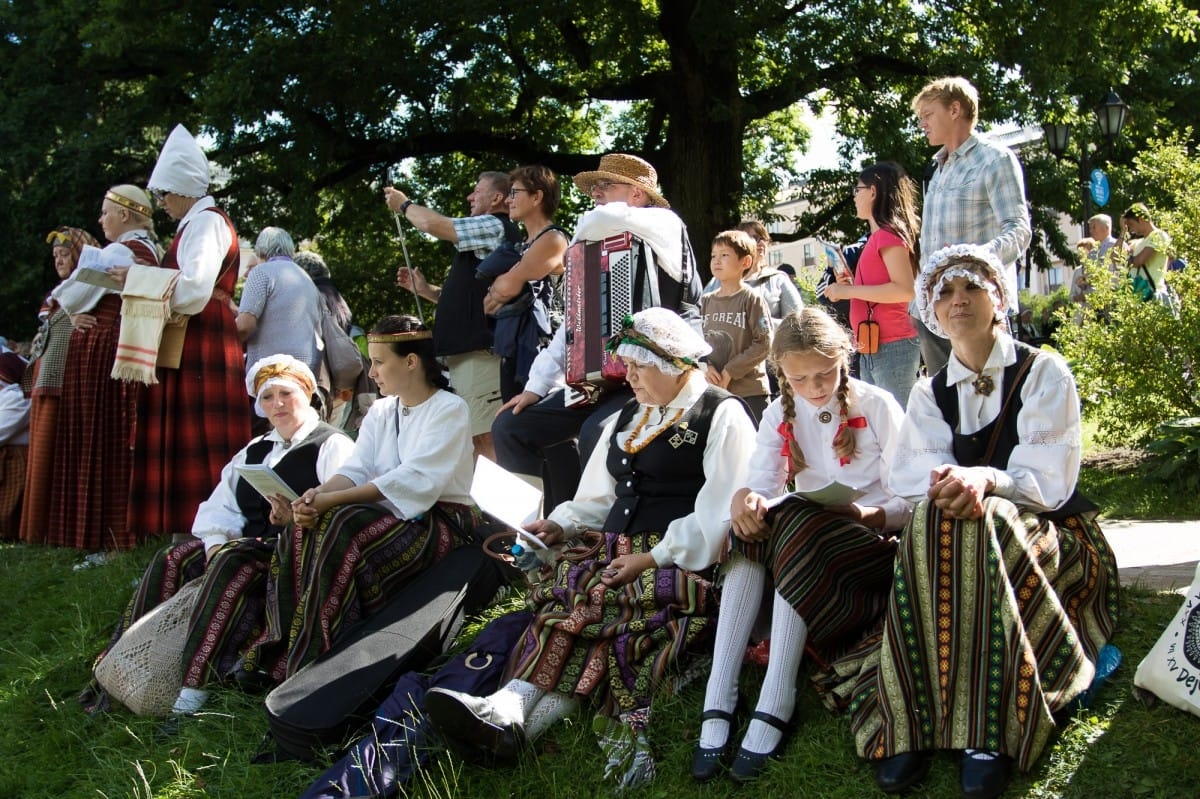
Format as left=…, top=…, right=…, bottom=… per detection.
left=262, top=544, right=510, bottom=762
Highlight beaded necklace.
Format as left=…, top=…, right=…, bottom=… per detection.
left=621, top=405, right=685, bottom=454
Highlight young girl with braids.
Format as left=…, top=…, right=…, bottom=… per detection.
left=693, top=307, right=912, bottom=784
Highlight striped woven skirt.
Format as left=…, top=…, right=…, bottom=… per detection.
left=507, top=531, right=714, bottom=717
left=96, top=537, right=277, bottom=689
left=733, top=498, right=898, bottom=664
left=832, top=498, right=1119, bottom=771
left=246, top=501, right=481, bottom=682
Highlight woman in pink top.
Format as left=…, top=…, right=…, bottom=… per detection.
left=824, top=162, right=920, bottom=407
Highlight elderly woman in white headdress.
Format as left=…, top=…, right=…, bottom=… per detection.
left=425, top=307, right=757, bottom=789
left=47, top=186, right=162, bottom=552
left=848, top=244, right=1119, bottom=799
left=82, top=355, right=354, bottom=715
left=112, top=125, right=251, bottom=542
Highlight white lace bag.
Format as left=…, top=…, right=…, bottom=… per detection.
left=1133, top=561, right=1200, bottom=718
left=94, top=578, right=203, bottom=717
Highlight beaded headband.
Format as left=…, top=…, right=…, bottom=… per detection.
left=368, top=331, right=433, bottom=343
left=604, top=314, right=698, bottom=372
left=104, top=190, right=153, bottom=218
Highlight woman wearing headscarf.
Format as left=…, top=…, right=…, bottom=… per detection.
left=113, top=125, right=251, bottom=541
left=82, top=355, right=354, bottom=715
left=46, top=186, right=162, bottom=551
left=18, top=226, right=99, bottom=544
left=849, top=245, right=1119, bottom=799
left=424, top=308, right=757, bottom=790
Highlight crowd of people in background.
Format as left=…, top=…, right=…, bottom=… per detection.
left=0, top=75, right=1133, bottom=799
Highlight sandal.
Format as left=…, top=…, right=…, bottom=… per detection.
left=729, top=711, right=792, bottom=783
left=691, top=707, right=737, bottom=782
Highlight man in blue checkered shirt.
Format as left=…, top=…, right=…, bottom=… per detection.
left=911, top=77, right=1032, bottom=375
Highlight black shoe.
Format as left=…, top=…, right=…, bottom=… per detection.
left=729, top=711, right=791, bottom=784
left=874, top=751, right=933, bottom=793
left=960, top=751, right=1012, bottom=799
left=230, top=666, right=274, bottom=694
left=691, top=708, right=736, bottom=782
left=424, top=687, right=527, bottom=761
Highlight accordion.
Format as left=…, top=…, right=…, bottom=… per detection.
left=563, top=232, right=643, bottom=403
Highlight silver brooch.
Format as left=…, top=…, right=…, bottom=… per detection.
left=818, top=410, right=833, bottom=424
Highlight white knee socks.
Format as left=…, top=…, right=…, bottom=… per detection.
left=524, top=691, right=579, bottom=740
left=488, top=678, right=544, bottom=725
left=741, top=590, right=808, bottom=755
left=699, top=557, right=765, bottom=748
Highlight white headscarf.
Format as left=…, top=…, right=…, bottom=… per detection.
left=916, top=244, right=1016, bottom=338
left=147, top=125, right=210, bottom=198
left=245, top=354, right=317, bottom=417
left=611, top=307, right=710, bottom=376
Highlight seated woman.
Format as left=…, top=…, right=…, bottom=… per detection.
left=694, top=307, right=911, bottom=784
left=83, top=355, right=354, bottom=714
left=860, top=245, right=1119, bottom=798
left=424, top=307, right=757, bottom=789
left=241, top=315, right=484, bottom=683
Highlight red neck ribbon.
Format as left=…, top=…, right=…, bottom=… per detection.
left=834, top=416, right=867, bottom=465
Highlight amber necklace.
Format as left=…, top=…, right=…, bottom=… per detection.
left=622, top=406, right=685, bottom=454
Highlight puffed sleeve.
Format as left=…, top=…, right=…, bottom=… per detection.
left=192, top=442, right=256, bottom=550
left=651, top=398, right=757, bottom=570
left=171, top=209, right=234, bottom=315
left=745, top=399, right=790, bottom=498
left=316, top=432, right=356, bottom=482
left=368, top=398, right=472, bottom=519
left=547, top=415, right=622, bottom=535
left=888, top=378, right=955, bottom=504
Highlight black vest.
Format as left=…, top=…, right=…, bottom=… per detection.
left=234, top=422, right=341, bottom=540
left=434, top=213, right=522, bottom=356
left=602, top=387, right=748, bottom=534
left=930, top=342, right=1096, bottom=522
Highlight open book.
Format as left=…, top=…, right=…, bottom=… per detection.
left=234, top=463, right=299, bottom=502
left=469, top=455, right=548, bottom=551
left=71, top=244, right=132, bottom=290
left=763, top=481, right=865, bottom=509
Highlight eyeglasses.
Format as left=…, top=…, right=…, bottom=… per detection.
left=507, top=187, right=531, bottom=199
left=151, top=189, right=168, bottom=204
left=852, top=185, right=870, bottom=195
left=589, top=180, right=617, bottom=194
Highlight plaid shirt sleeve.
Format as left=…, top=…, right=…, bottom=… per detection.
left=452, top=215, right=507, bottom=259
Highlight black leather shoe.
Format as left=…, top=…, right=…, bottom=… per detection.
left=874, top=751, right=933, bottom=793
left=960, top=751, right=1012, bottom=798
left=424, top=687, right=527, bottom=761
left=691, top=708, right=736, bottom=782
left=729, top=711, right=792, bottom=784
left=230, top=666, right=274, bottom=694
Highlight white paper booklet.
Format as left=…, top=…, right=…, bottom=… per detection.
left=763, top=481, right=866, bottom=509
left=71, top=243, right=135, bottom=290
left=234, top=463, right=299, bottom=502
left=469, top=455, right=548, bottom=549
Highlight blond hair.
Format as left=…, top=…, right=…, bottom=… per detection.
left=911, top=76, right=979, bottom=125
left=769, top=308, right=857, bottom=479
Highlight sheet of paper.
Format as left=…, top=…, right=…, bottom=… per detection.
left=234, top=463, right=300, bottom=502
left=470, top=455, right=547, bottom=549
left=763, top=481, right=866, bottom=509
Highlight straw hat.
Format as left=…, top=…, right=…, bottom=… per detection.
left=572, top=153, right=669, bottom=208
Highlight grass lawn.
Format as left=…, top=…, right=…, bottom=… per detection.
left=2, top=445, right=1198, bottom=798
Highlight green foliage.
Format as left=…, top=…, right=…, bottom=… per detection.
left=1145, top=417, right=1200, bottom=494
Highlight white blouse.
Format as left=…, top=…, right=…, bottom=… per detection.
left=337, top=390, right=475, bottom=519
left=169, top=196, right=235, bottom=315
left=890, top=334, right=1082, bottom=512
left=0, top=381, right=31, bottom=446
left=192, top=411, right=355, bottom=551
left=548, top=371, right=757, bottom=571
left=747, top=378, right=912, bottom=531
left=53, top=231, right=157, bottom=315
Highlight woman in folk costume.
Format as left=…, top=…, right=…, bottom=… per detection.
left=693, top=307, right=911, bottom=784
left=0, top=352, right=31, bottom=538
left=19, top=226, right=100, bottom=544
left=424, top=308, right=757, bottom=790
left=117, top=125, right=251, bottom=539
left=853, top=245, right=1118, bottom=799
left=47, top=186, right=162, bottom=551
left=82, top=355, right=353, bottom=715
left=240, top=315, right=488, bottom=684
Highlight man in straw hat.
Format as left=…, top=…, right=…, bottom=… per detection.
left=492, top=152, right=702, bottom=506
left=386, top=172, right=522, bottom=463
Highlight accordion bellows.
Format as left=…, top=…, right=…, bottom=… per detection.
left=564, top=233, right=641, bottom=400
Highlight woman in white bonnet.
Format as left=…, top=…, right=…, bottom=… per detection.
left=424, top=307, right=757, bottom=790
left=852, top=244, right=1119, bottom=798
left=116, top=125, right=252, bottom=541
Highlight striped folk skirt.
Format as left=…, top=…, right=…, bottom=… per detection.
left=97, top=537, right=277, bottom=689
left=833, top=498, right=1119, bottom=772
left=507, top=531, right=714, bottom=717
left=246, top=501, right=481, bottom=682
left=733, top=498, right=898, bottom=664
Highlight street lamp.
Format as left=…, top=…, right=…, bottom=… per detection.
left=1043, top=90, right=1129, bottom=234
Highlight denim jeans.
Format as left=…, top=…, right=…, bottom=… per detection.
left=859, top=335, right=920, bottom=408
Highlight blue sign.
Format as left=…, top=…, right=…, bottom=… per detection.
left=1091, top=169, right=1110, bottom=208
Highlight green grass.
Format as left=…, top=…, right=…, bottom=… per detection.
left=3, top=530, right=1200, bottom=799
left=1, top=439, right=1194, bottom=798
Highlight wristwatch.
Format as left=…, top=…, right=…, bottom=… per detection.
left=400, top=199, right=414, bottom=214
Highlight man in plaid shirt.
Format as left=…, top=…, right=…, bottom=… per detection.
left=911, top=76, right=1032, bottom=375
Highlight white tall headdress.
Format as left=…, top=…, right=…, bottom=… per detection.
left=147, top=125, right=210, bottom=198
